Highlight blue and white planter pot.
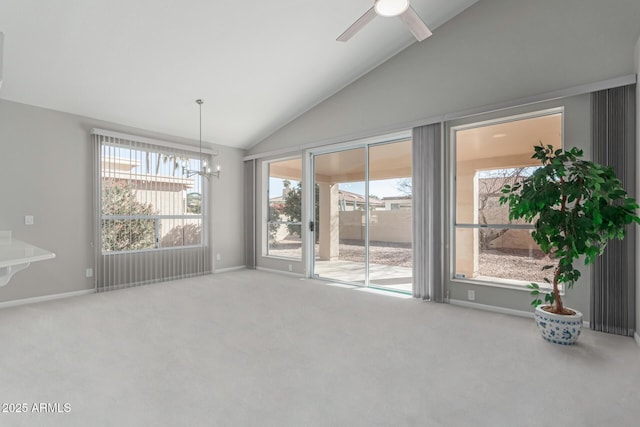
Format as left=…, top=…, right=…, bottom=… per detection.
left=534, top=305, right=583, bottom=345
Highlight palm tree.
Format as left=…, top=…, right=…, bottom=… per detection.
left=155, top=154, right=189, bottom=176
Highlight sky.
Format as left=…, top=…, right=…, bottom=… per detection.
left=269, top=177, right=409, bottom=200
left=340, top=179, right=408, bottom=198
left=103, top=145, right=204, bottom=194
left=268, top=166, right=539, bottom=200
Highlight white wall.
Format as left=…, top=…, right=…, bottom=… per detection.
left=249, top=0, right=640, bottom=155
left=0, top=99, right=245, bottom=303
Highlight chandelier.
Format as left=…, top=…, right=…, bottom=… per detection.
left=182, top=99, right=220, bottom=179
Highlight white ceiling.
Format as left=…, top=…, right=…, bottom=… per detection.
left=0, top=0, right=477, bottom=149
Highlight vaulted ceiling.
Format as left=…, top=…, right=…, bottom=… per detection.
left=0, top=0, right=477, bottom=149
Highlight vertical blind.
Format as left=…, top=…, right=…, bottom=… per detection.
left=412, top=123, right=443, bottom=301
left=244, top=160, right=256, bottom=269
left=591, top=85, right=636, bottom=336
left=93, top=130, right=211, bottom=291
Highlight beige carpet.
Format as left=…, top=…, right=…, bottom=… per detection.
left=0, top=269, right=638, bottom=426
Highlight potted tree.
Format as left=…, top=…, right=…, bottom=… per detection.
left=500, top=144, right=639, bottom=345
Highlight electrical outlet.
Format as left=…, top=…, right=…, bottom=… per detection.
left=216, top=253, right=221, bottom=261
left=467, top=290, right=476, bottom=301
left=25, top=215, right=34, bottom=225
left=86, top=268, right=93, bottom=278
left=288, top=264, right=293, bottom=272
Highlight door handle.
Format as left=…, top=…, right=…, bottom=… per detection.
left=309, top=221, right=315, bottom=232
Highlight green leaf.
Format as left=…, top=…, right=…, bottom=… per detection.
left=500, top=144, right=640, bottom=305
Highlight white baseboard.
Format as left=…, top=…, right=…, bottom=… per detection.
left=449, top=299, right=535, bottom=319
left=635, top=332, right=640, bottom=347
left=214, top=265, right=246, bottom=274
left=0, top=289, right=95, bottom=310
left=449, top=299, right=591, bottom=327
left=256, top=266, right=305, bottom=278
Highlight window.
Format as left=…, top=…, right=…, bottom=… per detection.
left=93, top=130, right=212, bottom=291
left=266, top=158, right=302, bottom=259
left=452, top=110, right=563, bottom=287
left=100, top=139, right=206, bottom=254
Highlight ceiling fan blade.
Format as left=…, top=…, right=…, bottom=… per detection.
left=399, top=6, right=432, bottom=41
left=337, top=7, right=377, bottom=42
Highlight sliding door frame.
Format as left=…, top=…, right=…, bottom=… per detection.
left=303, top=130, right=412, bottom=289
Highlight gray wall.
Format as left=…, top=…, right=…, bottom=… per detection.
left=246, top=0, right=640, bottom=318
left=0, top=99, right=245, bottom=303
left=636, top=36, right=640, bottom=339
left=211, top=144, right=245, bottom=271
left=249, top=0, right=640, bottom=155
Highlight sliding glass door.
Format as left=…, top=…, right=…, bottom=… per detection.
left=368, top=141, right=413, bottom=291
left=313, top=147, right=366, bottom=284
left=311, top=139, right=412, bottom=292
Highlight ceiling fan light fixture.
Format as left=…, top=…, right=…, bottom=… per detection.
left=337, top=0, right=431, bottom=42
left=374, top=0, right=410, bottom=17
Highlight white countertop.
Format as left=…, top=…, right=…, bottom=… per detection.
left=0, top=238, right=56, bottom=269
left=0, top=231, right=56, bottom=286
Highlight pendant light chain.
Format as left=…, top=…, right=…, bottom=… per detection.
left=197, top=99, right=204, bottom=170
left=182, top=98, right=220, bottom=179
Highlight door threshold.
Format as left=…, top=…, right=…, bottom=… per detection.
left=312, top=276, right=413, bottom=299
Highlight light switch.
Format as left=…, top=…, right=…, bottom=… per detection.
left=25, top=215, right=34, bottom=225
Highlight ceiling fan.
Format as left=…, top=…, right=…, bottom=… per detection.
left=337, top=0, right=432, bottom=42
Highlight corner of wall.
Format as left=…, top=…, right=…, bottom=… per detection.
left=635, top=37, right=640, bottom=74
left=636, top=35, right=640, bottom=337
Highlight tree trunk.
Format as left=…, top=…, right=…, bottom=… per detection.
left=552, top=265, right=564, bottom=314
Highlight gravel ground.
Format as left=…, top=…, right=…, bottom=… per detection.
left=336, top=243, right=555, bottom=282
left=479, top=249, right=554, bottom=283
left=337, top=240, right=412, bottom=268
left=270, top=239, right=555, bottom=282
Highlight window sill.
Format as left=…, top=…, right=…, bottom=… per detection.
left=262, top=255, right=302, bottom=262
left=102, top=244, right=206, bottom=256
left=450, top=276, right=564, bottom=295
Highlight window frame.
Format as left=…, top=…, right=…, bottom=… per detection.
left=449, top=107, right=564, bottom=291
left=99, top=140, right=207, bottom=255
left=263, top=157, right=303, bottom=260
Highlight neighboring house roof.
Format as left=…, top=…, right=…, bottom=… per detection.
left=382, top=195, right=412, bottom=201
left=270, top=189, right=386, bottom=206
left=339, top=189, right=384, bottom=207
left=339, top=189, right=365, bottom=203
left=102, top=157, right=194, bottom=190
left=270, top=196, right=284, bottom=203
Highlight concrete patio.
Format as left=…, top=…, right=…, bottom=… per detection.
left=314, top=259, right=412, bottom=293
